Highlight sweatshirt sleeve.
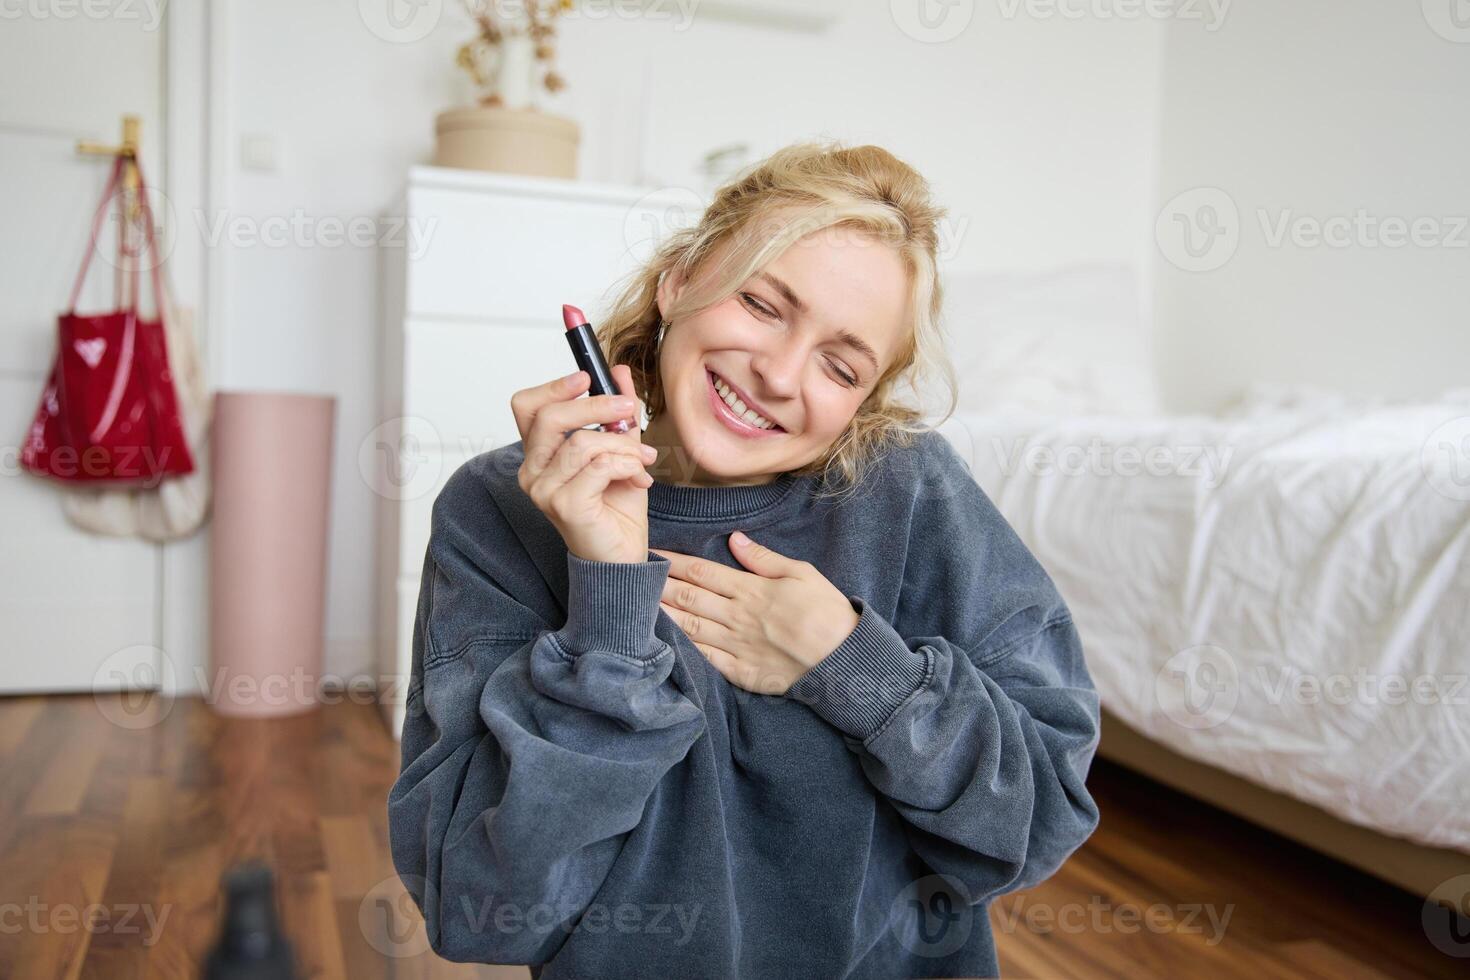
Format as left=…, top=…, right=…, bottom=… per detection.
left=387, top=462, right=706, bottom=965
left=784, top=437, right=1101, bottom=906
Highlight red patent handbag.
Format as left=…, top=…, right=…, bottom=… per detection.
left=20, top=153, right=195, bottom=485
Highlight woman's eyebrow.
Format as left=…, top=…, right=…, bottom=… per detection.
left=756, top=271, right=807, bottom=313
left=835, top=330, right=880, bottom=372
left=756, top=271, right=881, bottom=370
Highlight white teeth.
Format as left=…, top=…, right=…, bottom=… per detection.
left=711, top=373, right=776, bottom=430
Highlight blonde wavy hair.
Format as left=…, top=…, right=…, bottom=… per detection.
left=598, top=139, right=958, bottom=502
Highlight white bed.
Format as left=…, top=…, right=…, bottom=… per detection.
left=936, top=391, right=1470, bottom=854
left=929, top=265, right=1470, bottom=857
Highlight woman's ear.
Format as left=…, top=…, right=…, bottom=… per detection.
left=656, top=266, right=686, bottom=320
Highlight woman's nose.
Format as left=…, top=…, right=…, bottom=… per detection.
left=749, top=345, right=804, bottom=398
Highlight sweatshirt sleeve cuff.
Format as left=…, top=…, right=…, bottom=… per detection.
left=551, top=551, right=671, bottom=660
left=784, top=596, right=932, bottom=741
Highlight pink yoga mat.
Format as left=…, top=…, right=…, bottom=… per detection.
left=208, top=391, right=336, bottom=718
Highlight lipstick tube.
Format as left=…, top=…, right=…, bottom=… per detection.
left=561, top=304, right=633, bottom=434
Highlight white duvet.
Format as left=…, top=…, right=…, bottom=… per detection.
left=936, top=386, right=1470, bottom=854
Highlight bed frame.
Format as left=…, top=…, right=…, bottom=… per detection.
left=1098, top=707, right=1470, bottom=911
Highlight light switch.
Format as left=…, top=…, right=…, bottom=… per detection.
left=241, top=134, right=278, bottom=172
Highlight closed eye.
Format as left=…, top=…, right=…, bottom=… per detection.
left=739, top=292, right=861, bottom=388
left=739, top=291, right=776, bottom=319
left=826, top=359, right=859, bottom=387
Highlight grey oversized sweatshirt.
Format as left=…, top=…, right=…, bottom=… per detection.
left=388, top=429, right=1101, bottom=979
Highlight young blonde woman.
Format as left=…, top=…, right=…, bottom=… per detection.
left=389, top=141, right=1101, bottom=979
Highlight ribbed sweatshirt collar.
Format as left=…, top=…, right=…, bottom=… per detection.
left=646, top=471, right=811, bottom=522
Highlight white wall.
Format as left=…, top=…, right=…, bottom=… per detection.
left=0, top=4, right=169, bottom=693
left=214, top=0, right=1166, bottom=681
left=1152, top=0, right=1470, bottom=413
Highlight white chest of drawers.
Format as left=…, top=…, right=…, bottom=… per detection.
left=375, top=166, right=701, bottom=738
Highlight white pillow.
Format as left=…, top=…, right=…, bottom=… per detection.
left=928, top=264, right=1162, bottom=418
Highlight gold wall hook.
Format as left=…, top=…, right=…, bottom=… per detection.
left=76, top=113, right=140, bottom=158
left=77, top=114, right=143, bottom=220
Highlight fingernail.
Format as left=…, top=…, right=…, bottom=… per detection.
left=641, top=444, right=658, bottom=460
left=731, top=531, right=747, bottom=544
left=564, top=370, right=584, bottom=384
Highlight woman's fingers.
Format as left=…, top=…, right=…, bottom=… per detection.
left=648, top=549, right=743, bottom=599
left=539, top=446, right=651, bottom=517
left=520, top=426, right=652, bottom=493
left=509, top=369, right=588, bottom=445
left=529, top=431, right=636, bottom=497
left=661, top=577, right=728, bottom=628
left=530, top=391, right=637, bottom=451
left=522, top=397, right=646, bottom=487
left=610, top=364, right=645, bottom=430
left=511, top=369, right=636, bottom=452
left=658, top=602, right=735, bottom=650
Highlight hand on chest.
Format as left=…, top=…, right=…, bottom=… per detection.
left=649, top=529, right=862, bottom=697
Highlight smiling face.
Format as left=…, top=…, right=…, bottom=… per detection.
left=644, top=224, right=912, bottom=487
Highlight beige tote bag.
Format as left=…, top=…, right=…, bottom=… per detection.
left=61, top=285, right=213, bottom=540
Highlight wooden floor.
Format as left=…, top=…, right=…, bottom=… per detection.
left=0, top=694, right=1463, bottom=979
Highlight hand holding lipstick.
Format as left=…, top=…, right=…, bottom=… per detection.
left=511, top=362, right=656, bottom=565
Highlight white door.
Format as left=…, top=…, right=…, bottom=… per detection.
left=0, top=10, right=169, bottom=692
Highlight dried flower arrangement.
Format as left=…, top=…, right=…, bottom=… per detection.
left=456, top=0, right=574, bottom=108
